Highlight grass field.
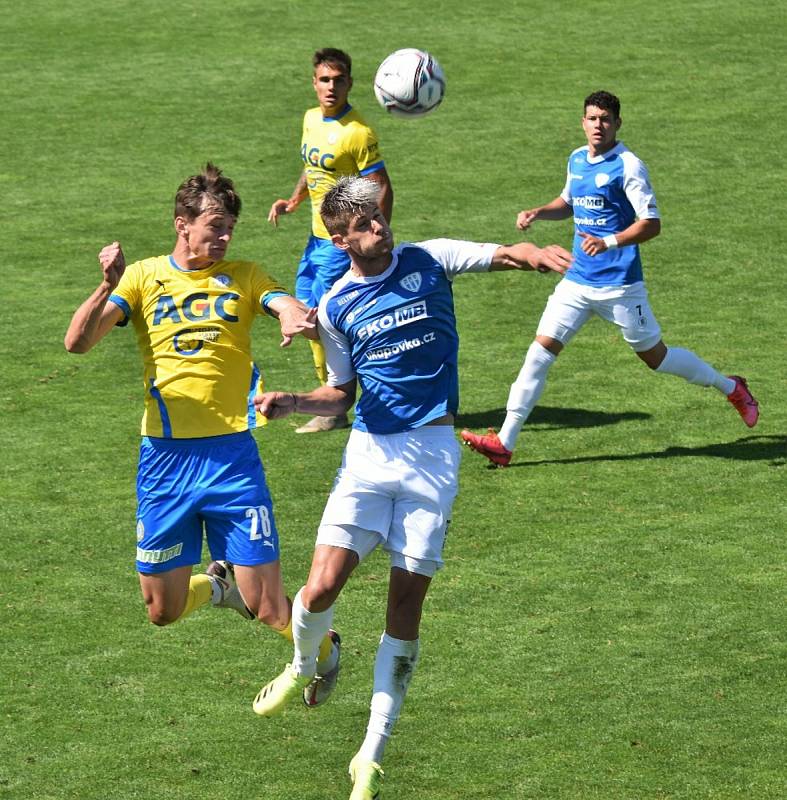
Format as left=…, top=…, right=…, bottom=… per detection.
left=2, top=1, right=785, bottom=798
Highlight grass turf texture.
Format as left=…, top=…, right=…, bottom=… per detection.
left=2, top=1, right=785, bottom=798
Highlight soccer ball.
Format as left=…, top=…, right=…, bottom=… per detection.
left=373, top=49, right=445, bottom=118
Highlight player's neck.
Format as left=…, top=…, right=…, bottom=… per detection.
left=321, top=101, right=350, bottom=119
left=170, top=243, right=217, bottom=271
left=588, top=139, right=618, bottom=158
left=349, top=252, right=392, bottom=278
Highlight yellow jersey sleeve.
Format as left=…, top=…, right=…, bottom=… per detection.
left=110, top=258, right=145, bottom=321
left=346, top=123, right=382, bottom=174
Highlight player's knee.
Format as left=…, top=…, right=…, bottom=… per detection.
left=146, top=604, right=178, bottom=626
left=534, top=336, right=563, bottom=357
left=301, top=578, right=342, bottom=613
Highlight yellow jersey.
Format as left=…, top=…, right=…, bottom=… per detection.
left=109, top=255, right=288, bottom=439
left=301, top=104, right=385, bottom=239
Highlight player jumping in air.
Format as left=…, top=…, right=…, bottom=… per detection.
left=461, top=90, right=759, bottom=467
left=251, top=176, right=572, bottom=799
left=268, top=48, right=394, bottom=433
left=64, top=163, right=339, bottom=699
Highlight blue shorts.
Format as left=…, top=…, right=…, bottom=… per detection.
left=295, top=234, right=351, bottom=307
left=134, top=431, right=280, bottom=574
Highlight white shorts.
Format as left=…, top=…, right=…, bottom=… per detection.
left=537, top=279, right=662, bottom=352
left=316, top=426, right=461, bottom=576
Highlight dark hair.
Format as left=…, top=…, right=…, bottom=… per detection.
left=313, top=48, right=352, bottom=77
left=174, top=162, right=241, bottom=220
left=320, top=176, right=380, bottom=235
left=584, top=90, right=621, bottom=119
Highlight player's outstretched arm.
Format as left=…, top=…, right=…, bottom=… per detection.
left=266, top=296, right=319, bottom=346
left=64, top=241, right=126, bottom=353
left=254, top=380, right=357, bottom=420
left=267, top=172, right=309, bottom=226
left=516, top=197, right=572, bottom=230
left=490, top=242, right=573, bottom=275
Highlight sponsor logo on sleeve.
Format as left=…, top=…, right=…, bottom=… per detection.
left=337, top=289, right=361, bottom=306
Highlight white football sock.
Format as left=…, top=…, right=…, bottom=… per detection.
left=499, top=341, right=557, bottom=451
left=291, top=589, right=333, bottom=679
left=655, top=347, right=734, bottom=394
left=208, top=575, right=223, bottom=605
left=357, top=633, right=420, bottom=765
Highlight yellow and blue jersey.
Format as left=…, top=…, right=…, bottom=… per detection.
left=301, top=104, right=385, bottom=239
left=109, top=255, right=289, bottom=439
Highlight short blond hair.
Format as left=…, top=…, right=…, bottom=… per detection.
left=320, top=176, right=380, bottom=234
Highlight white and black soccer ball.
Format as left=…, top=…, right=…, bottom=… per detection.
left=373, top=49, right=445, bottom=118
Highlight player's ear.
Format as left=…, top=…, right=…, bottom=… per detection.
left=174, top=216, right=189, bottom=238
left=615, top=116, right=622, bottom=131
left=330, top=232, right=350, bottom=251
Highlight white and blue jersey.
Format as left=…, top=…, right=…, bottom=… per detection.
left=561, top=141, right=660, bottom=287
left=318, top=239, right=498, bottom=434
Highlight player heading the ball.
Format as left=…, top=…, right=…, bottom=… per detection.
left=251, top=175, right=572, bottom=799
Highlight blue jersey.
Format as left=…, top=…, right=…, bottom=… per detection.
left=318, top=239, right=498, bottom=434
left=560, top=141, right=660, bottom=287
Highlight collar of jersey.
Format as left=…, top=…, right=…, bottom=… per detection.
left=586, top=141, right=624, bottom=165
left=323, top=103, right=352, bottom=122
left=168, top=254, right=217, bottom=273
left=347, top=246, right=402, bottom=284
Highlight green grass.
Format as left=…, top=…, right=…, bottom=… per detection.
left=2, top=1, right=785, bottom=798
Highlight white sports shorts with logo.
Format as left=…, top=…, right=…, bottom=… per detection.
left=537, top=279, right=662, bottom=352
left=316, top=425, right=460, bottom=578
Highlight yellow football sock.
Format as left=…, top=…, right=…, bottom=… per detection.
left=309, top=339, right=328, bottom=385
left=317, top=632, right=334, bottom=663
left=176, top=574, right=213, bottom=621
left=277, top=619, right=293, bottom=642
left=276, top=619, right=334, bottom=663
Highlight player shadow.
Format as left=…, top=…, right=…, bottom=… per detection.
left=506, top=434, right=786, bottom=469
left=457, top=405, right=651, bottom=432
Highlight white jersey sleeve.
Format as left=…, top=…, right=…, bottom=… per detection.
left=414, top=238, right=498, bottom=279
left=560, top=145, right=586, bottom=204
left=620, top=150, right=660, bottom=220
left=317, top=297, right=356, bottom=386
left=560, top=164, right=573, bottom=205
